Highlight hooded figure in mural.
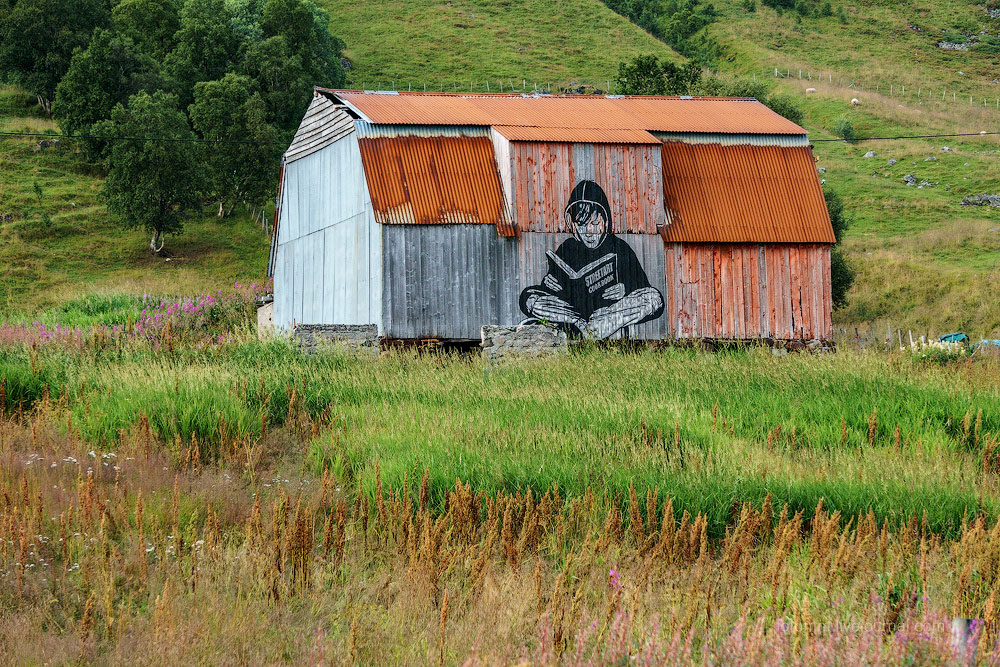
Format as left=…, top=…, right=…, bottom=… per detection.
left=520, top=180, right=664, bottom=339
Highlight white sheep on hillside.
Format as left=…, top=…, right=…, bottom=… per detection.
left=850, top=98, right=860, bottom=106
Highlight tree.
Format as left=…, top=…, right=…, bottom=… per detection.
left=111, top=0, right=181, bottom=60
left=823, top=188, right=855, bottom=308
left=260, top=0, right=345, bottom=87
left=241, top=36, right=310, bottom=130
left=164, top=0, right=239, bottom=108
left=189, top=73, right=281, bottom=216
left=613, top=55, right=701, bottom=96
left=53, top=29, right=159, bottom=154
left=0, top=0, right=110, bottom=111
left=97, top=91, right=205, bottom=252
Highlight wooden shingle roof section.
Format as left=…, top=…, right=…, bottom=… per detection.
left=285, top=95, right=356, bottom=164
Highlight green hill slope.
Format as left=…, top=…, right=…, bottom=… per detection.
left=326, top=0, right=681, bottom=91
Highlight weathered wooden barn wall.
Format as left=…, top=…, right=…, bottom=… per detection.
left=502, top=141, right=665, bottom=234
left=379, top=227, right=669, bottom=340
left=664, top=243, right=832, bottom=340
left=273, top=130, right=382, bottom=331
left=381, top=225, right=518, bottom=340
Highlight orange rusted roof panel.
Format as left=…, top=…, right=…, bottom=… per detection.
left=328, top=90, right=806, bottom=135
left=658, top=143, right=835, bottom=244
left=493, top=126, right=660, bottom=144
left=357, top=135, right=514, bottom=236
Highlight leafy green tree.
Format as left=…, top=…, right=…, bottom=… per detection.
left=241, top=36, right=310, bottom=130
left=614, top=55, right=702, bottom=95
left=53, top=29, right=159, bottom=155
left=164, top=0, right=239, bottom=108
left=260, top=0, right=345, bottom=88
left=823, top=189, right=854, bottom=308
left=0, top=0, right=110, bottom=111
left=97, top=91, right=205, bottom=253
left=111, top=0, right=181, bottom=60
left=189, top=73, right=281, bottom=216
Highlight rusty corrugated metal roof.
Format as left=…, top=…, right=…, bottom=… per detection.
left=357, top=135, right=515, bottom=236
left=658, top=143, right=835, bottom=244
left=324, top=90, right=806, bottom=135
left=493, top=126, right=660, bottom=144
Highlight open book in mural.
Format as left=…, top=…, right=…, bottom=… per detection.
left=519, top=180, right=664, bottom=339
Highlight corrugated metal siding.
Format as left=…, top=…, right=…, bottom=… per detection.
left=357, top=135, right=515, bottom=236
left=273, top=133, right=382, bottom=330
left=382, top=225, right=519, bottom=339
left=664, top=243, right=832, bottom=340
left=652, top=132, right=809, bottom=147
left=519, top=232, right=668, bottom=340
left=659, top=143, right=835, bottom=244
left=493, top=126, right=660, bottom=144
left=285, top=95, right=355, bottom=164
left=510, top=142, right=664, bottom=235
left=327, top=91, right=806, bottom=134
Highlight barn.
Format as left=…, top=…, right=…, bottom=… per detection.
left=268, top=89, right=835, bottom=342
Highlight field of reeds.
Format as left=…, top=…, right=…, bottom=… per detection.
left=3, top=292, right=1000, bottom=663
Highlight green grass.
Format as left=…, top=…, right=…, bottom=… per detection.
left=3, top=339, right=999, bottom=537
left=0, top=130, right=272, bottom=315
left=322, top=0, right=681, bottom=91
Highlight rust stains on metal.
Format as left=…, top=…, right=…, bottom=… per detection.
left=326, top=90, right=806, bottom=135
left=357, top=135, right=514, bottom=236
left=658, top=143, right=835, bottom=244
left=493, top=126, right=660, bottom=144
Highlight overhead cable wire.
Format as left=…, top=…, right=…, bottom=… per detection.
left=0, top=131, right=287, bottom=145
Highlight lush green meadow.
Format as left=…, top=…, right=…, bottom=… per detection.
left=4, top=322, right=1000, bottom=661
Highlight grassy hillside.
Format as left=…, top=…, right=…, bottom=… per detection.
left=0, top=88, right=271, bottom=314
left=325, top=0, right=681, bottom=91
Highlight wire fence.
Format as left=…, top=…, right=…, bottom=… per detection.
left=343, top=66, right=1000, bottom=118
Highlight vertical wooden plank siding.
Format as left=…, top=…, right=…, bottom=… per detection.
left=510, top=142, right=664, bottom=234
left=664, top=243, right=832, bottom=340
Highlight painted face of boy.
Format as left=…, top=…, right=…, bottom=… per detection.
left=569, top=208, right=609, bottom=249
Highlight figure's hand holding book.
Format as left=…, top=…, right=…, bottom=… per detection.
left=545, top=251, right=618, bottom=307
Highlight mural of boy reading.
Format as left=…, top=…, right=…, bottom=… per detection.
left=520, top=180, right=664, bottom=339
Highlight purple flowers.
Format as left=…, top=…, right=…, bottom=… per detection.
left=0, top=278, right=272, bottom=349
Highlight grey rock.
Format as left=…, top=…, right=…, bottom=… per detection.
left=989, top=228, right=999, bottom=233
left=942, top=146, right=953, bottom=152
left=863, top=151, right=876, bottom=158
left=903, top=174, right=918, bottom=185
left=888, top=158, right=897, bottom=166
left=924, top=156, right=937, bottom=161
left=294, top=324, right=379, bottom=356
left=961, top=194, right=1000, bottom=207
left=482, top=324, right=567, bottom=361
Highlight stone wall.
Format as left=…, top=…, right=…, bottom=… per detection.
left=293, top=324, right=379, bottom=355
left=481, top=324, right=568, bottom=361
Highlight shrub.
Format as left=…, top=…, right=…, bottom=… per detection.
left=832, top=115, right=857, bottom=142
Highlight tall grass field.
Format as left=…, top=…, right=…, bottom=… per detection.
left=2, top=293, right=1000, bottom=662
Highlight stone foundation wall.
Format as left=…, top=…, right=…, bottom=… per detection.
left=481, top=324, right=568, bottom=361
left=294, top=324, right=379, bottom=354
